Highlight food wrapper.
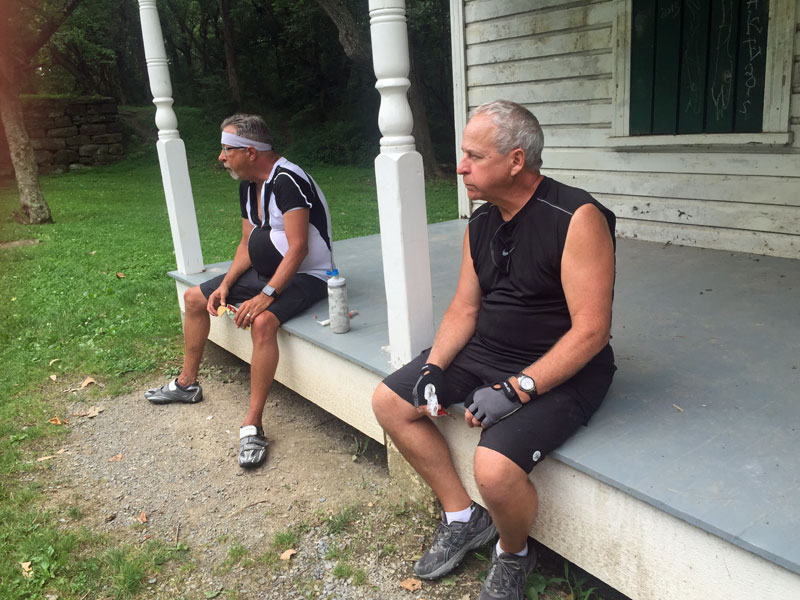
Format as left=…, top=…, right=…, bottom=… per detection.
left=217, top=303, right=249, bottom=329
left=424, top=383, right=449, bottom=417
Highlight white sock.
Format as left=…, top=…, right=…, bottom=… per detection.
left=444, top=505, right=474, bottom=524
left=497, top=540, right=528, bottom=557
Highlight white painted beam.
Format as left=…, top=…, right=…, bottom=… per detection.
left=369, top=0, right=434, bottom=368
left=138, top=0, right=204, bottom=275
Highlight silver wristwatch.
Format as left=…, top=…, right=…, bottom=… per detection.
left=515, top=373, right=537, bottom=399
left=262, top=284, right=279, bottom=298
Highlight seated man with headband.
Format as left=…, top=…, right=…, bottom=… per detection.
left=146, top=113, right=334, bottom=469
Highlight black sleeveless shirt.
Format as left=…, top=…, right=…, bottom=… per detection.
left=468, top=176, right=616, bottom=366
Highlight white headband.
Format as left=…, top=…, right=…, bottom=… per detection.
left=221, top=131, right=272, bottom=151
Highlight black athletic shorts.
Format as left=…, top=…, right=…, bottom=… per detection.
left=382, top=340, right=615, bottom=474
left=199, top=268, right=326, bottom=325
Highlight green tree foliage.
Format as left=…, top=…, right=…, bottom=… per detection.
left=35, top=0, right=149, bottom=104
left=31, top=0, right=454, bottom=169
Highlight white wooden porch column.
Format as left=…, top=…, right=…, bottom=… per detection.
left=138, top=0, right=204, bottom=275
left=369, top=0, right=434, bottom=368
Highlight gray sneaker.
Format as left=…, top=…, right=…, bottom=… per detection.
left=145, top=378, right=203, bottom=405
left=414, top=502, right=497, bottom=580
left=238, top=425, right=269, bottom=468
left=479, top=537, right=538, bottom=600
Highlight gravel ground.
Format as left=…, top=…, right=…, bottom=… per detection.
left=38, top=347, right=619, bottom=599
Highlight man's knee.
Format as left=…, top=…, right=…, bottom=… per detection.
left=184, top=286, right=207, bottom=313
left=372, top=383, right=414, bottom=428
left=474, top=447, right=529, bottom=502
left=250, top=310, right=280, bottom=341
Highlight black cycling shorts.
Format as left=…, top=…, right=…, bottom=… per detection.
left=382, top=340, right=615, bottom=474
left=199, top=267, right=326, bottom=325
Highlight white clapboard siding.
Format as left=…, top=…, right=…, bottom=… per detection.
left=542, top=127, right=614, bottom=147
left=468, top=52, right=613, bottom=87
left=542, top=148, right=800, bottom=178
left=467, top=101, right=613, bottom=128
left=791, top=92, right=800, bottom=121
left=465, top=2, right=615, bottom=45
left=545, top=169, right=800, bottom=207
left=465, top=0, right=600, bottom=22
left=466, top=28, right=613, bottom=65
left=597, top=194, right=800, bottom=235
left=470, top=78, right=611, bottom=106
left=615, top=218, right=799, bottom=258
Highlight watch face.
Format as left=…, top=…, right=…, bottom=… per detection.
left=518, top=375, right=535, bottom=394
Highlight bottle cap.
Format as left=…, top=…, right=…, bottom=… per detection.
left=326, top=269, right=339, bottom=277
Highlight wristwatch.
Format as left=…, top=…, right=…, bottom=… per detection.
left=262, top=284, right=280, bottom=299
left=515, top=373, right=537, bottom=399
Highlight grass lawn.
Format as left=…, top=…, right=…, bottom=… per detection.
left=0, top=106, right=458, bottom=598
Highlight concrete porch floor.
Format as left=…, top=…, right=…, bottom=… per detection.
left=171, top=218, right=800, bottom=595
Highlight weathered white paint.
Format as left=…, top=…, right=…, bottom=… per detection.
left=433, top=416, right=800, bottom=600
left=468, top=52, right=613, bottom=87
left=599, top=194, right=800, bottom=235
left=465, top=0, right=587, bottom=22
left=542, top=148, right=800, bottom=178
left=470, top=78, right=612, bottom=107
left=369, top=0, right=434, bottom=368
left=493, top=101, right=612, bottom=128
left=175, top=282, right=385, bottom=442
left=549, top=169, right=800, bottom=207
left=466, top=29, right=613, bottom=65
left=465, top=1, right=615, bottom=44
left=615, top=218, right=799, bottom=258
left=455, top=0, right=800, bottom=258
left=137, top=0, right=204, bottom=275
left=449, top=0, right=470, bottom=217
left=763, top=0, right=797, bottom=132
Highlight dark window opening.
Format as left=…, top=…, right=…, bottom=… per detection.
left=630, top=0, right=769, bottom=135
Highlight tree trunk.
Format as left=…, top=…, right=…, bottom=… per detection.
left=0, top=82, right=52, bottom=224
left=408, top=41, right=443, bottom=179
left=314, top=0, right=442, bottom=178
left=217, top=0, right=242, bottom=111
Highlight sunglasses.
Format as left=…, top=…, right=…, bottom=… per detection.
left=490, top=222, right=515, bottom=275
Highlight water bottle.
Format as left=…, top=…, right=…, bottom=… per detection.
left=327, top=269, right=350, bottom=333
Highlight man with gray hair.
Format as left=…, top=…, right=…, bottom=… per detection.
left=372, top=100, right=616, bottom=599
left=146, top=114, right=334, bottom=470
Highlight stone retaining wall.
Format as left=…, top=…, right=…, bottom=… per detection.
left=0, top=96, right=124, bottom=178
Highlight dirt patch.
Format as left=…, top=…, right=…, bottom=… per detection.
left=39, top=347, right=492, bottom=599
left=39, top=345, right=622, bottom=599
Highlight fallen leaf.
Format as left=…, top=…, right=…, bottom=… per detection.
left=80, top=376, right=96, bottom=389
left=37, top=455, right=56, bottom=462
left=48, top=416, right=69, bottom=426
left=280, top=548, right=296, bottom=561
left=116, top=272, right=125, bottom=278
left=70, top=410, right=89, bottom=417
left=108, top=453, right=123, bottom=462
left=400, top=578, right=422, bottom=591
left=87, top=405, right=104, bottom=418
left=139, top=511, right=147, bottom=523
left=104, top=513, right=117, bottom=522
left=49, top=374, right=57, bottom=381
left=49, top=358, right=60, bottom=366
left=367, top=502, right=374, bottom=507
left=20, top=561, right=33, bottom=579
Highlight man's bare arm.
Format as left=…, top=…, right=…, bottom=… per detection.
left=511, top=203, right=615, bottom=399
